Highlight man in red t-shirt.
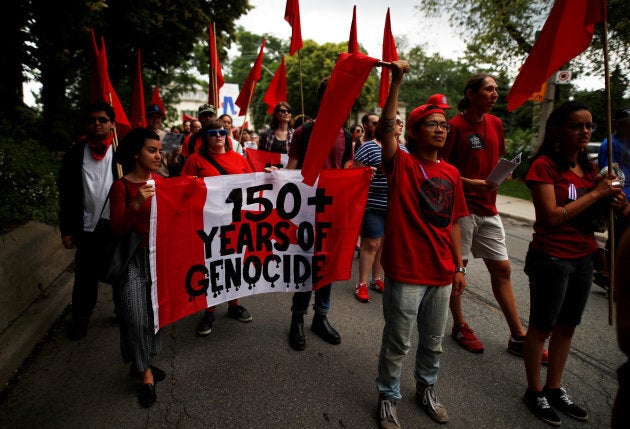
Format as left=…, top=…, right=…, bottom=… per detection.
left=374, top=60, right=468, bottom=427
left=440, top=74, right=548, bottom=364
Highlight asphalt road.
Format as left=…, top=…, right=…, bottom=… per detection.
left=0, top=217, right=623, bottom=428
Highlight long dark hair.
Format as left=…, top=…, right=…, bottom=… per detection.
left=530, top=101, right=594, bottom=173
left=115, top=128, right=160, bottom=174
left=269, top=102, right=294, bottom=130
left=457, top=73, right=496, bottom=111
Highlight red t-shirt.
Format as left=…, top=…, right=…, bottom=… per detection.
left=181, top=151, right=252, bottom=177
left=440, top=113, right=505, bottom=216
left=382, top=150, right=469, bottom=285
left=525, top=155, right=599, bottom=258
left=109, top=174, right=163, bottom=247
left=288, top=123, right=348, bottom=169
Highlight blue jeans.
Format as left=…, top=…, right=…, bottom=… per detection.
left=291, top=283, right=332, bottom=316
left=376, top=278, right=451, bottom=400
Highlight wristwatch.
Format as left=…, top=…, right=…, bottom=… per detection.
left=455, top=267, right=467, bottom=275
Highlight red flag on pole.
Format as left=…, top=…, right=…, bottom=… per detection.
left=506, top=0, right=605, bottom=111
left=130, top=50, right=147, bottom=128
left=301, top=52, right=379, bottom=185
left=379, top=8, right=399, bottom=108
left=89, top=29, right=101, bottom=103
left=284, top=0, right=303, bottom=56
left=208, top=23, right=225, bottom=107
left=235, top=38, right=266, bottom=116
left=95, top=35, right=131, bottom=137
left=263, top=56, right=288, bottom=114
left=150, top=85, right=166, bottom=116
left=348, top=5, right=359, bottom=53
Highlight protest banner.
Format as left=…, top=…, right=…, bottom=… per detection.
left=149, top=169, right=370, bottom=330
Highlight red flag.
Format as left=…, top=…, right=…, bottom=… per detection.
left=235, top=38, right=266, bottom=116
left=150, top=85, right=166, bottom=117
left=130, top=50, right=147, bottom=128
left=182, top=113, right=197, bottom=123
left=263, top=56, right=288, bottom=114
left=379, top=8, right=399, bottom=108
left=348, top=5, right=359, bottom=53
left=208, top=23, right=225, bottom=106
left=95, top=36, right=131, bottom=138
left=506, top=0, right=605, bottom=111
left=301, top=52, right=379, bottom=185
left=284, top=0, right=303, bottom=56
left=245, top=148, right=289, bottom=171
left=89, top=29, right=101, bottom=103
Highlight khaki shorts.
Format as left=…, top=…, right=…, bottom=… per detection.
left=459, top=214, right=509, bottom=261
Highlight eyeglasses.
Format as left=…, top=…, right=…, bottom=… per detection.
left=205, top=129, right=228, bottom=137
left=369, top=121, right=378, bottom=126
left=352, top=129, right=364, bottom=134
left=278, top=109, right=292, bottom=114
left=566, top=122, right=597, bottom=133
left=86, top=116, right=110, bottom=124
left=422, top=121, right=451, bottom=131
left=396, top=119, right=404, bottom=126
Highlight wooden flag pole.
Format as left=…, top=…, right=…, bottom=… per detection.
left=298, top=49, right=305, bottom=118
left=210, top=22, right=219, bottom=107
left=601, top=7, right=615, bottom=326
left=108, top=92, right=124, bottom=179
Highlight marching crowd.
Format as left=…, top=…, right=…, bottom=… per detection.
left=58, top=59, right=630, bottom=427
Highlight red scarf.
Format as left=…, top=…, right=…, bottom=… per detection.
left=87, top=133, right=114, bottom=160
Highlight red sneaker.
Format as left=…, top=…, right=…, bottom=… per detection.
left=507, top=336, right=550, bottom=365
left=451, top=323, right=485, bottom=353
left=354, top=283, right=370, bottom=303
left=369, top=278, right=385, bottom=293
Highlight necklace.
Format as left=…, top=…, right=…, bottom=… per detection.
left=462, top=112, right=486, bottom=147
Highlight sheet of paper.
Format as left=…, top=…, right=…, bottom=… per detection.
left=486, top=152, right=522, bottom=186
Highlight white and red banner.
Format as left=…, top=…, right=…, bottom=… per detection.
left=149, top=169, right=370, bottom=330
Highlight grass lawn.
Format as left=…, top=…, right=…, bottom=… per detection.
left=498, top=178, right=531, bottom=201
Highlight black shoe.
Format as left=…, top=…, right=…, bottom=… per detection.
left=289, top=316, right=306, bottom=351
left=196, top=312, right=215, bottom=336
left=311, top=314, right=341, bottom=345
left=523, top=389, right=561, bottom=426
left=227, top=305, right=253, bottom=322
left=68, top=320, right=88, bottom=341
left=543, top=386, right=588, bottom=422
left=138, top=383, right=156, bottom=408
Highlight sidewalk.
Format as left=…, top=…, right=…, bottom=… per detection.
left=496, top=194, right=535, bottom=225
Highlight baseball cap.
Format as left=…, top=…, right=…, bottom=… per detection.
left=406, top=104, right=446, bottom=130
left=614, top=106, right=630, bottom=121
left=426, top=94, right=451, bottom=109
left=146, top=104, right=165, bottom=117
left=198, top=103, right=217, bottom=116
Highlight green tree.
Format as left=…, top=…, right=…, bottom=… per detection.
left=26, top=0, right=252, bottom=150
left=418, top=0, right=630, bottom=77
left=225, top=36, right=379, bottom=130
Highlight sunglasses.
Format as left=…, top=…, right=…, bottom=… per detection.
left=278, top=108, right=292, bottom=114
left=205, top=129, right=228, bottom=137
left=86, top=116, right=110, bottom=124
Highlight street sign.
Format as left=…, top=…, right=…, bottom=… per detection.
left=555, top=70, right=572, bottom=84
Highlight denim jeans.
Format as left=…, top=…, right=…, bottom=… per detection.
left=376, top=278, right=452, bottom=400
left=291, top=283, right=332, bottom=316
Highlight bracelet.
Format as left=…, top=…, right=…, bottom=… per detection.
left=562, top=206, right=569, bottom=220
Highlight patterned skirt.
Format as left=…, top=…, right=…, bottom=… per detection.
left=116, top=247, right=162, bottom=372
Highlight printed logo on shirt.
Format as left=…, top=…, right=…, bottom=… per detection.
left=467, top=133, right=485, bottom=150
left=419, top=177, right=454, bottom=228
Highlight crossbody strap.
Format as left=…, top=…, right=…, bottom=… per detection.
left=200, top=152, right=229, bottom=175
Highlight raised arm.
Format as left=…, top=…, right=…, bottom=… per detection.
left=379, top=60, right=410, bottom=164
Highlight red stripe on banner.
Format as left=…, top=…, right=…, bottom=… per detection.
left=245, top=149, right=284, bottom=172
left=312, top=168, right=371, bottom=288
left=154, top=176, right=209, bottom=327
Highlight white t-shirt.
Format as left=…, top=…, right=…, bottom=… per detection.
left=82, top=145, right=114, bottom=231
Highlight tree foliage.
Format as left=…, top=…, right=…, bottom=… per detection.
left=224, top=35, right=379, bottom=130
left=21, top=0, right=252, bottom=150
left=418, top=0, right=630, bottom=79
